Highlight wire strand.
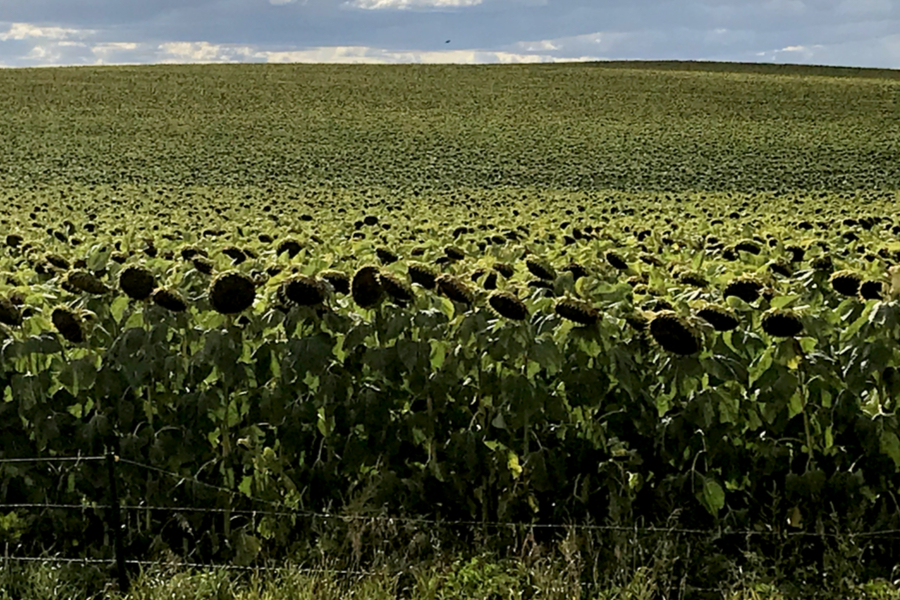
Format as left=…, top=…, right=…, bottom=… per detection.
left=6, top=458, right=900, bottom=541
left=0, top=456, right=105, bottom=465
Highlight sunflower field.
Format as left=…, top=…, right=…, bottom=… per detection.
left=0, top=63, right=899, bottom=583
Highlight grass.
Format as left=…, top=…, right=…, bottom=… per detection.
left=0, top=555, right=899, bottom=600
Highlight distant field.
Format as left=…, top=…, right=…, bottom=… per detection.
left=0, top=61, right=898, bottom=192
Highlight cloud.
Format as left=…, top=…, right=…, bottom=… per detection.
left=347, top=0, right=483, bottom=9
left=128, top=40, right=601, bottom=65
left=1, top=1, right=900, bottom=69
left=0, top=22, right=93, bottom=41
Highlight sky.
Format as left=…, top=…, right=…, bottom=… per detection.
left=1, top=0, right=899, bottom=68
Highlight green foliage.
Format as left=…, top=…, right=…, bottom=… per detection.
left=0, top=63, right=899, bottom=192
left=0, top=62, right=899, bottom=589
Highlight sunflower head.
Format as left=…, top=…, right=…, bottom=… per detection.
left=209, top=271, right=256, bottom=314
left=723, top=275, right=764, bottom=303
left=408, top=263, right=437, bottom=290
left=352, top=265, right=384, bottom=308
left=436, top=274, right=474, bottom=305
left=525, top=257, right=556, bottom=281
left=119, top=265, right=156, bottom=300
left=761, top=308, right=804, bottom=338
left=0, top=296, right=22, bottom=327
left=696, top=304, right=739, bottom=332
left=649, top=311, right=701, bottom=355
left=488, top=291, right=529, bottom=321
left=283, top=275, right=328, bottom=306
left=379, top=270, right=415, bottom=304
left=829, top=270, right=861, bottom=297
left=319, top=270, right=350, bottom=295
left=152, top=287, right=189, bottom=312
left=51, top=306, right=85, bottom=343
left=554, top=298, right=599, bottom=326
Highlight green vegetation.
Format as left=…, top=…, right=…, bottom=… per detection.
left=1, top=62, right=899, bottom=191
left=0, top=61, right=899, bottom=597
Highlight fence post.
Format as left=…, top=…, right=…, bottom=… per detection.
left=106, top=450, right=129, bottom=593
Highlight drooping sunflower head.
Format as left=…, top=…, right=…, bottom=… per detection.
left=152, top=287, right=189, bottom=312
left=488, top=291, right=529, bottom=321
left=119, top=265, right=156, bottom=301
left=649, top=311, right=701, bottom=355
left=51, top=306, right=85, bottom=344
left=352, top=265, right=384, bottom=308
left=209, top=271, right=256, bottom=314
left=554, top=298, right=599, bottom=326
left=761, top=308, right=804, bottom=338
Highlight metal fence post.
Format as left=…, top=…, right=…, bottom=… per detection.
left=106, top=450, right=129, bottom=593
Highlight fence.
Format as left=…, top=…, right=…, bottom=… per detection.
left=2, top=452, right=900, bottom=595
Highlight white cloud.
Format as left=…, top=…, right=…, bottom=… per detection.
left=347, top=0, right=483, bottom=10
left=512, top=31, right=634, bottom=55
left=2, top=36, right=603, bottom=67
left=0, top=22, right=93, bottom=41
left=153, top=41, right=599, bottom=64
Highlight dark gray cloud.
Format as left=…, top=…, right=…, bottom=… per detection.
left=1, top=0, right=899, bottom=67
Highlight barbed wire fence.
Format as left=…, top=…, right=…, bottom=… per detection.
left=1, top=453, right=899, bottom=595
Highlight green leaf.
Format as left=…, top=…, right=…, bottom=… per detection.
left=798, top=336, right=817, bottom=354
left=110, top=296, right=130, bottom=323
left=429, top=339, right=447, bottom=370
left=788, top=389, right=805, bottom=418
left=507, top=451, right=523, bottom=479
left=239, top=476, right=253, bottom=497
left=771, top=294, right=800, bottom=310
left=699, top=477, right=726, bottom=516
left=749, top=346, right=774, bottom=386
left=880, top=430, right=900, bottom=469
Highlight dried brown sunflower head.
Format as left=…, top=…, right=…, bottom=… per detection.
left=605, top=251, right=629, bottom=271
left=696, top=304, right=739, bottom=332
left=829, top=270, right=861, bottom=297
left=283, top=275, right=328, bottom=306
left=525, top=257, right=556, bottom=281
left=51, top=306, right=85, bottom=343
left=649, top=311, right=701, bottom=355
left=859, top=279, right=884, bottom=301
left=492, top=262, right=515, bottom=278
left=554, top=298, right=599, bottom=326
left=209, top=271, right=256, bottom=314
left=723, top=275, right=764, bottom=303
left=444, top=246, right=466, bottom=261
left=436, top=274, right=474, bottom=305
left=119, top=265, right=156, bottom=300
left=376, top=247, right=399, bottom=265
left=276, top=239, right=304, bottom=259
left=352, top=265, right=384, bottom=308
left=319, top=270, right=350, bottom=295
left=488, top=291, right=529, bottom=321
left=379, top=271, right=415, bottom=303
left=152, top=287, right=188, bottom=312
left=0, top=296, right=22, bottom=327
left=677, top=270, right=708, bottom=288
left=65, top=269, right=109, bottom=295
left=761, top=308, right=804, bottom=338
left=408, top=263, right=437, bottom=290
